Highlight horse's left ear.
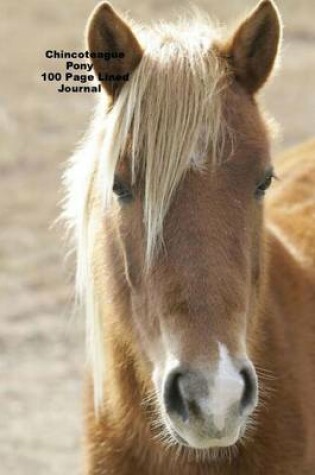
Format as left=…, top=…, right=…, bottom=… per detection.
left=86, top=2, right=143, bottom=99
left=222, top=0, right=282, bottom=94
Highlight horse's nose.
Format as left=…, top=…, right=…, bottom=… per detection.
left=164, top=365, right=257, bottom=422
left=163, top=369, right=191, bottom=422
left=163, top=359, right=258, bottom=446
left=239, top=364, right=258, bottom=415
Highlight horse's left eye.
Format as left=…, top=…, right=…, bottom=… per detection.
left=255, top=170, right=274, bottom=198
left=113, top=177, right=133, bottom=203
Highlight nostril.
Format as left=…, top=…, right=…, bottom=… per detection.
left=164, top=371, right=188, bottom=422
left=240, top=366, right=257, bottom=414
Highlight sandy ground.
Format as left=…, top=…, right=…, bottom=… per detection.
left=1, top=0, right=314, bottom=473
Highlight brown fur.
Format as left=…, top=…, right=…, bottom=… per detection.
left=221, top=0, right=281, bottom=94
left=67, top=2, right=315, bottom=474
left=84, top=112, right=315, bottom=475
left=87, top=2, right=143, bottom=98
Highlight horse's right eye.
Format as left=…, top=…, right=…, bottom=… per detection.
left=255, top=168, right=275, bottom=199
left=113, top=177, right=133, bottom=203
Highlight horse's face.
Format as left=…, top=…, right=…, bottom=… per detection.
left=113, top=88, right=270, bottom=448
left=88, top=0, right=281, bottom=450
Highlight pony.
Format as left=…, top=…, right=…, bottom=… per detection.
left=63, top=1, right=315, bottom=473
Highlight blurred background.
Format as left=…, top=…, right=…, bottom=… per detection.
left=1, top=0, right=314, bottom=473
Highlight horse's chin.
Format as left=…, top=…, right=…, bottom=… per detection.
left=164, top=418, right=245, bottom=451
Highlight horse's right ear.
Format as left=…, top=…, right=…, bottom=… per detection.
left=86, top=2, right=143, bottom=99
left=221, top=0, right=281, bottom=94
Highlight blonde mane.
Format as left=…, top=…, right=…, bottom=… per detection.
left=64, top=17, right=230, bottom=410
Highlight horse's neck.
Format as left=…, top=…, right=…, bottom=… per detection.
left=257, top=225, right=313, bottom=375
left=249, top=225, right=315, bottom=470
